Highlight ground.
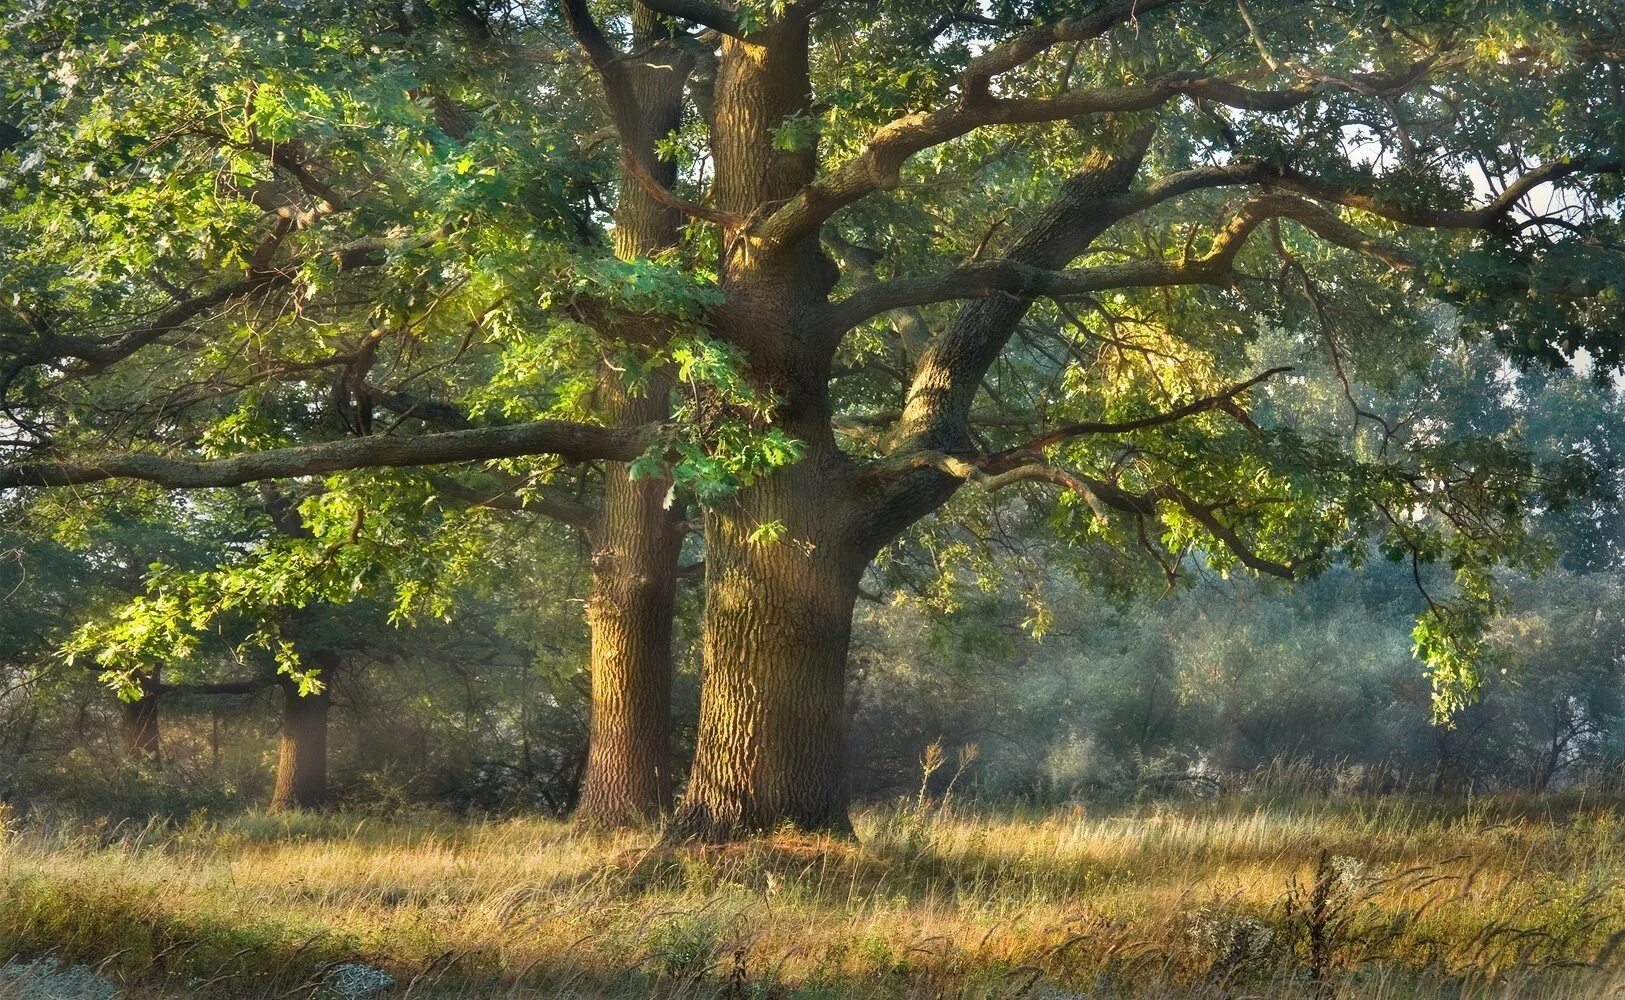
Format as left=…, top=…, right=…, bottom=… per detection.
left=2, top=794, right=1623, bottom=998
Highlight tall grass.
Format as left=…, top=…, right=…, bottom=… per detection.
left=1, top=794, right=1622, bottom=998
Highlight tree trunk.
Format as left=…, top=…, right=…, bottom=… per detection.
left=119, top=671, right=161, bottom=765
left=672, top=116, right=1159, bottom=838
left=577, top=375, right=683, bottom=826
left=675, top=463, right=865, bottom=839
left=573, top=4, right=691, bottom=828
left=269, top=665, right=332, bottom=812
left=671, top=19, right=859, bottom=839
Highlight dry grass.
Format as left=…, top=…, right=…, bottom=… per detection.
left=2, top=794, right=1624, bottom=998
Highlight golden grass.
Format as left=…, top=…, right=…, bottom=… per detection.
left=2, top=795, right=1623, bottom=998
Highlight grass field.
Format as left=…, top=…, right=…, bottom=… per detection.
left=2, top=795, right=1624, bottom=999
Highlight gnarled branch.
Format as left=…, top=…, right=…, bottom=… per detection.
left=558, top=0, right=620, bottom=72
left=983, top=366, right=1293, bottom=465
left=639, top=0, right=741, bottom=36
left=913, top=451, right=1295, bottom=580
left=958, top=0, right=1182, bottom=104
left=824, top=194, right=1410, bottom=335
left=0, top=420, right=656, bottom=491
left=620, top=150, right=745, bottom=230
left=2, top=230, right=445, bottom=382
left=1272, top=156, right=1624, bottom=230
left=753, top=32, right=1453, bottom=256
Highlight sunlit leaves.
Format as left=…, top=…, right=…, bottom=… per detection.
left=634, top=333, right=808, bottom=503
left=1412, top=567, right=1505, bottom=719
left=61, top=464, right=572, bottom=695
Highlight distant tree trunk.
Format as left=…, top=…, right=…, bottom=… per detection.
left=119, top=671, right=161, bottom=765
left=210, top=707, right=221, bottom=773
left=269, top=656, right=333, bottom=812
left=1530, top=701, right=1579, bottom=793
left=574, top=3, right=690, bottom=829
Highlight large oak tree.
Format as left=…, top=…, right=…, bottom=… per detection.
left=3, top=0, right=1623, bottom=836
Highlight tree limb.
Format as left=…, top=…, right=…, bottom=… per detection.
left=821, top=149, right=1588, bottom=340
left=958, top=0, right=1183, bottom=104
left=983, top=366, right=1293, bottom=464
left=1271, top=156, right=1624, bottom=230
left=639, top=0, right=741, bottom=36
left=824, top=195, right=1409, bottom=334
left=369, top=385, right=606, bottom=531
left=909, top=451, right=1296, bottom=579
left=0, top=420, right=656, bottom=491
left=558, top=0, right=620, bottom=73
left=753, top=49, right=1446, bottom=253
left=2, top=230, right=444, bottom=380
left=620, top=150, right=745, bottom=230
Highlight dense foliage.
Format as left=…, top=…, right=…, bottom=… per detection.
left=4, top=342, right=1622, bottom=812
left=1, top=0, right=1623, bottom=834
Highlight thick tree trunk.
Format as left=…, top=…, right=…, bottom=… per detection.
left=119, top=672, right=160, bottom=765
left=577, top=375, right=683, bottom=826
left=674, top=463, right=865, bottom=839
left=269, top=667, right=332, bottom=812
left=671, top=19, right=860, bottom=839
left=673, top=122, right=1159, bottom=838
left=573, top=4, right=690, bottom=828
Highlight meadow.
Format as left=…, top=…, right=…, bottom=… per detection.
left=3, top=793, right=1624, bottom=999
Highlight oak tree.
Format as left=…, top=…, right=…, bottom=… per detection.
left=3, top=0, right=1623, bottom=836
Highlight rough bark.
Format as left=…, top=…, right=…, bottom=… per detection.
left=675, top=42, right=1165, bottom=839
left=574, top=3, right=690, bottom=828
left=675, top=453, right=866, bottom=838
left=0, top=419, right=651, bottom=490
left=577, top=375, right=684, bottom=826
left=891, top=132, right=1153, bottom=457
left=268, top=657, right=333, bottom=812
left=668, top=18, right=869, bottom=839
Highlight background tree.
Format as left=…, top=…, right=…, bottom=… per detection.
left=0, top=0, right=703, bottom=825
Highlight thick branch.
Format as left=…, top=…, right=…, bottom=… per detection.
left=984, top=366, right=1292, bottom=464
left=917, top=452, right=1295, bottom=579
left=247, top=139, right=346, bottom=214
left=258, top=481, right=314, bottom=539
left=621, top=150, right=745, bottom=229
left=753, top=70, right=1409, bottom=251
left=0, top=420, right=655, bottom=491
left=558, top=0, right=620, bottom=72
left=3, top=231, right=442, bottom=380
left=2, top=275, right=280, bottom=374
left=368, top=346, right=606, bottom=533
left=823, top=150, right=1591, bottom=339
left=639, top=0, right=741, bottom=36
left=817, top=158, right=1278, bottom=338
left=959, top=0, right=1182, bottom=102
left=756, top=25, right=1459, bottom=254
left=826, top=195, right=1409, bottom=334
left=852, top=183, right=1396, bottom=544
left=368, top=384, right=476, bottom=430
left=823, top=230, right=933, bottom=360
left=1272, top=156, right=1624, bottom=230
